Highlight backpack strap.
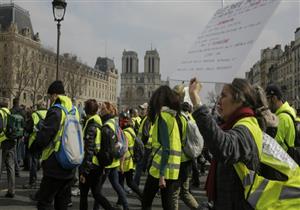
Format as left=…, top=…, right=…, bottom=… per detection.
left=34, top=111, right=43, bottom=120
left=53, top=104, right=76, bottom=115
left=124, top=129, right=136, bottom=139
left=175, top=114, right=183, bottom=142
left=279, top=111, right=296, bottom=149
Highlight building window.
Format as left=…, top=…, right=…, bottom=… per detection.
left=130, top=57, right=132, bottom=73
left=152, top=57, right=154, bottom=73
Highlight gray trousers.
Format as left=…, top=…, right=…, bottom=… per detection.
left=0, top=142, right=16, bottom=194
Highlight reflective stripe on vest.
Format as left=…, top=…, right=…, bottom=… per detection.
left=149, top=111, right=181, bottom=180
left=178, top=113, right=190, bottom=162
left=0, top=108, right=10, bottom=143
left=28, top=110, right=47, bottom=148
left=233, top=116, right=300, bottom=209
left=41, top=95, right=80, bottom=161
left=83, top=114, right=102, bottom=166
left=123, top=127, right=135, bottom=172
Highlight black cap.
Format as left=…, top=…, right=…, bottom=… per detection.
left=47, top=80, right=65, bottom=95
left=265, top=84, right=283, bottom=100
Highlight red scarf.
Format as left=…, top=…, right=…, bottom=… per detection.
left=205, top=107, right=255, bottom=201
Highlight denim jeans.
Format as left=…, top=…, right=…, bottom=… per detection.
left=28, top=151, right=39, bottom=184
left=134, top=148, right=151, bottom=186
left=119, top=169, right=142, bottom=199
left=93, top=167, right=128, bottom=210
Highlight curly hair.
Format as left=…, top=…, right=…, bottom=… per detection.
left=100, top=101, right=118, bottom=116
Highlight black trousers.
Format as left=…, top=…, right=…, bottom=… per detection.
left=142, top=174, right=180, bottom=210
left=37, top=176, right=73, bottom=210
left=79, top=167, right=113, bottom=210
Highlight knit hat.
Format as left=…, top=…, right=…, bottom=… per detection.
left=47, top=80, right=65, bottom=95
left=265, top=84, right=283, bottom=100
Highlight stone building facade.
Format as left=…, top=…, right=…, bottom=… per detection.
left=246, top=27, right=300, bottom=109
left=120, top=49, right=169, bottom=110
left=0, top=3, right=118, bottom=108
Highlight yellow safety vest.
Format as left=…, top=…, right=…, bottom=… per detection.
left=122, top=127, right=135, bottom=172
left=104, top=117, right=121, bottom=169
left=138, top=116, right=152, bottom=150
left=83, top=114, right=102, bottom=166
left=28, top=110, right=47, bottom=148
left=178, top=112, right=191, bottom=162
left=233, top=117, right=300, bottom=210
left=150, top=111, right=181, bottom=180
left=146, top=126, right=153, bottom=149
left=132, top=116, right=141, bottom=128
left=0, top=108, right=10, bottom=143
left=41, top=95, right=80, bottom=161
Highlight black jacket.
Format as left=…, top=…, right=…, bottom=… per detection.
left=192, top=105, right=259, bottom=210
left=100, top=114, right=115, bottom=160
left=30, top=98, right=75, bottom=180
left=79, top=118, right=100, bottom=176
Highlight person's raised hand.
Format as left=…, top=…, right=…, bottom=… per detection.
left=189, top=78, right=202, bottom=107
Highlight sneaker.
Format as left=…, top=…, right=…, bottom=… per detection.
left=5, top=192, right=15, bottom=198
left=67, top=201, right=73, bottom=207
left=71, top=188, right=80, bottom=196
left=23, top=183, right=37, bottom=189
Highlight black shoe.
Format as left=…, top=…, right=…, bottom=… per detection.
left=5, top=192, right=15, bottom=198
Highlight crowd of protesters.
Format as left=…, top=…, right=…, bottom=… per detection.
left=0, top=77, right=300, bottom=210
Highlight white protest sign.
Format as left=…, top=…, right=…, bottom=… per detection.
left=173, top=0, right=280, bottom=83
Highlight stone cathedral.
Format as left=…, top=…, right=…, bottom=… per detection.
left=120, top=49, right=169, bottom=110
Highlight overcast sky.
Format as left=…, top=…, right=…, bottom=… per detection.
left=5, top=0, right=300, bottom=99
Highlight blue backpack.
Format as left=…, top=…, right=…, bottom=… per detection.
left=53, top=104, right=84, bottom=169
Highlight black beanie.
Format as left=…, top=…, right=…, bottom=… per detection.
left=47, top=80, right=65, bottom=95
left=265, top=84, right=283, bottom=100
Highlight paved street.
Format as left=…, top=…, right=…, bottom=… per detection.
left=0, top=169, right=207, bottom=210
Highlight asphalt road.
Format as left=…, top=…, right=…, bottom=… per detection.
left=0, top=169, right=207, bottom=210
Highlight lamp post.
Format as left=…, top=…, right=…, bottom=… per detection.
left=52, top=0, right=67, bottom=80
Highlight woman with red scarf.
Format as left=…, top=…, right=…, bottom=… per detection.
left=189, top=78, right=265, bottom=210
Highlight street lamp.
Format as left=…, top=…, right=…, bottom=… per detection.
left=52, top=0, right=67, bottom=80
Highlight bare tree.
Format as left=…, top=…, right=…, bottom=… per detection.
left=14, top=52, right=33, bottom=99
left=63, top=65, right=87, bottom=102
left=30, top=63, right=48, bottom=107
